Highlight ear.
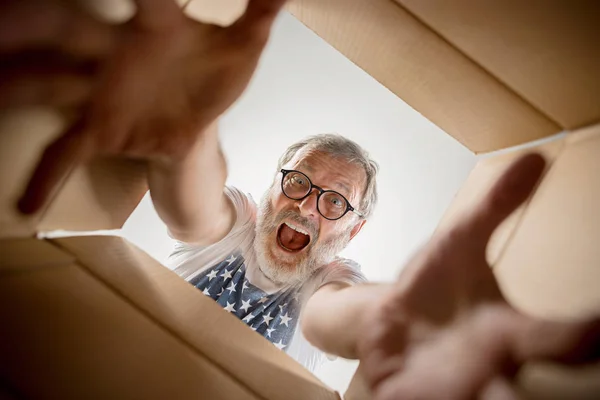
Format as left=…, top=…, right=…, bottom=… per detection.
left=349, top=219, right=366, bottom=241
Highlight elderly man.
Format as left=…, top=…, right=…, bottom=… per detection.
left=5, top=0, right=599, bottom=398
left=162, top=131, right=378, bottom=370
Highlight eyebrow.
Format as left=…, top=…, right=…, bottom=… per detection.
left=296, top=165, right=353, bottom=198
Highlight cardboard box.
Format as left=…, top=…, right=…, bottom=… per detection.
left=285, top=0, right=600, bottom=398
left=0, top=236, right=340, bottom=400
left=1, top=0, right=599, bottom=399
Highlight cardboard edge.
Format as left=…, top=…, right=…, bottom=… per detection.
left=48, top=236, right=338, bottom=400
left=44, top=238, right=270, bottom=400
left=287, top=0, right=560, bottom=153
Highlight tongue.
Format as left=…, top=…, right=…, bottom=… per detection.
left=279, top=224, right=310, bottom=251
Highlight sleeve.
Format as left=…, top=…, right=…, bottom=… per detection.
left=166, top=186, right=256, bottom=271
left=312, top=257, right=368, bottom=290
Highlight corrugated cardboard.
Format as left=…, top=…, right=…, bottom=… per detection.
left=396, top=0, right=600, bottom=130
left=0, top=236, right=339, bottom=400
left=288, top=0, right=600, bottom=153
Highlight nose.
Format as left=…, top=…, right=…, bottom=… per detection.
left=297, top=189, right=319, bottom=219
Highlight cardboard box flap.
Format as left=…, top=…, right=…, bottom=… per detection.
left=51, top=235, right=339, bottom=400
left=435, top=136, right=565, bottom=265
left=0, top=109, right=147, bottom=239
left=496, top=124, right=600, bottom=320
left=0, top=246, right=262, bottom=399
left=0, top=238, right=74, bottom=272
left=287, top=0, right=560, bottom=153
left=396, top=0, right=600, bottom=130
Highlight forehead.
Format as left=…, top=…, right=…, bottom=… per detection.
left=285, top=149, right=366, bottom=199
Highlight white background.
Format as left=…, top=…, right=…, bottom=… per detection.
left=121, top=12, right=476, bottom=393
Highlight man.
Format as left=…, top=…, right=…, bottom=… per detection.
left=3, top=0, right=599, bottom=398
left=161, top=131, right=378, bottom=370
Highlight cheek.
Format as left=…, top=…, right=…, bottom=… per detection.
left=270, top=190, right=292, bottom=213
left=316, top=220, right=343, bottom=243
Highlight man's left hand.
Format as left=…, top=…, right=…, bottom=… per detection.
left=358, top=153, right=600, bottom=400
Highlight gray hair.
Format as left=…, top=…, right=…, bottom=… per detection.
left=276, top=133, right=379, bottom=219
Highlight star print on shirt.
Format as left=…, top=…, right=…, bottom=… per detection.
left=261, top=313, right=274, bottom=326
left=279, top=313, right=292, bottom=327
left=206, top=269, right=218, bottom=281
left=189, top=253, right=301, bottom=351
left=221, top=269, right=233, bottom=281
left=240, top=299, right=252, bottom=312
left=226, top=282, right=237, bottom=294
left=226, top=255, right=237, bottom=265
left=274, top=340, right=286, bottom=350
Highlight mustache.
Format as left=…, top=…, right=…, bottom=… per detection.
left=270, top=209, right=318, bottom=239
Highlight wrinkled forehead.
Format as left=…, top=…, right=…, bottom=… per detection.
left=283, top=148, right=366, bottom=202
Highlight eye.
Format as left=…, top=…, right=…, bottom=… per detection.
left=330, top=196, right=344, bottom=208
left=291, top=174, right=308, bottom=187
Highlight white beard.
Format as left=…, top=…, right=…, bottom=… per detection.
left=254, top=187, right=352, bottom=286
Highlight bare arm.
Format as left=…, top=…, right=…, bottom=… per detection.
left=147, top=122, right=235, bottom=245
left=301, top=282, right=394, bottom=359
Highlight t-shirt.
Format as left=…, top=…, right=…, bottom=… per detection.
left=167, top=186, right=366, bottom=372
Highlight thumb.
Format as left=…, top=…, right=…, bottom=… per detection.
left=449, top=153, right=546, bottom=249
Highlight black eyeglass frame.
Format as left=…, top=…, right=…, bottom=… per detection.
left=280, top=169, right=364, bottom=221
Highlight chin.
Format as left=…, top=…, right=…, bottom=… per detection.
left=254, top=237, right=312, bottom=286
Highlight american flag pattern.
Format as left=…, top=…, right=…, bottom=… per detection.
left=189, top=253, right=301, bottom=351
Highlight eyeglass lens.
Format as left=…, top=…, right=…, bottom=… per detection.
left=282, top=171, right=347, bottom=220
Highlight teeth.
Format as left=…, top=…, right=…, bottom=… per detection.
left=284, top=222, right=310, bottom=237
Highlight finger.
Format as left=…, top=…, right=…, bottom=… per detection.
left=133, top=0, right=182, bottom=27
left=0, top=0, right=114, bottom=58
left=452, top=153, right=546, bottom=246
left=0, top=73, right=92, bottom=109
left=0, top=52, right=94, bottom=108
left=18, top=121, right=93, bottom=214
left=229, top=0, right=287, bottom=42
left=514, top=317, right=600, bottom=365
left=480, top=376, right=521, bottom=400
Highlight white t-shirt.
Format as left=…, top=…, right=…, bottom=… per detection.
left=167, top=186, right=366, bottom=372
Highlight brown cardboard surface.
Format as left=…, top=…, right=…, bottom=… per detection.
left=287, top=0, right=560, bottom=153
left=435, top=137, right=565, bottom=265
left=0, top=239, right=73, bottom=272
left=344, top=365, right=371, bottom=400
left=0, top=260, right=260, bottom=399
left=496, top=124, right=600, bottom=320
left=0, top=109, right=147, bottom=239
left=396, top=0, right=600, bottom=130
left=51, top=235, right=338, bottom=400
left=0, top=236, right=339, bottom=400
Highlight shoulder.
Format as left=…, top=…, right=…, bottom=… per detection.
left=311, top=257, right=367, bottom=289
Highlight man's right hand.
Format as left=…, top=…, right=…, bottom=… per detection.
left=0, top=0, right=286, bottom=214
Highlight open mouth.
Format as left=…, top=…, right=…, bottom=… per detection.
left=276, top=222, right=311, bottom=252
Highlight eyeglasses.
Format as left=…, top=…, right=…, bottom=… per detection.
left=280, top=169, right=364, bottom=221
